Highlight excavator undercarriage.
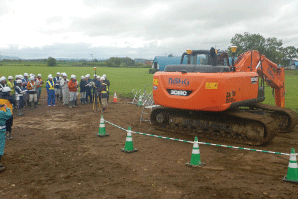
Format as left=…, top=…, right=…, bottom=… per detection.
left=150, top=104, right=297, bottom=146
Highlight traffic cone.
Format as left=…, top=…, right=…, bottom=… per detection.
left=112, top=92, right=118, bottom=103
left=283, top=148, right=298, bottom=184
left=96, top=115, right=109, bottom=137
left=121, top=127, right=138, bottom=153
left=137, top=95, right=143, bottom=106
left=186, top=136, right=205, bottom=167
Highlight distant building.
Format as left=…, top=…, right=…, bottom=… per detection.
left=152, top=55, right=186, bottom=71
left=289, top=60, right=298, bottom=70
left=134, top=58, right=146, bottom=64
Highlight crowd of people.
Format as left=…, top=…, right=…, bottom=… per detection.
left=0, top=72, right=110, bottom=172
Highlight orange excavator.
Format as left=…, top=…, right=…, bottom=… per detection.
left=151, top=47, right=298, bottom=145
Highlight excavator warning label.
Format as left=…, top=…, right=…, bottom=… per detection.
left=153, top=79, right=159, bottom=85
left=205, top=82, right=218, bottom=89
left=251, top=76, right=258, bottom=84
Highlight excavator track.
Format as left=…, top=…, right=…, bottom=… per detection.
left=246, top=103, right=298, bottom=133
left=150, top=107, right=279, bottom=146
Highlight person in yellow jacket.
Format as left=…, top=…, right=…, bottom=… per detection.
left=7, top=76, right=15, bottom=101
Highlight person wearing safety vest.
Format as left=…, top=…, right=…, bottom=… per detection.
left=0, top=101, right=12, bottom=172
left=102, top=74, right=110, bottom=102
left=15, top=80, right=26, bottom=116
left=99, top=77, right=108, bottom=113
left=95, top=75, right=102, bottom=103
left=54, top=72, right=62, bottom=102
left=0, top=86, right=15, bottom=140
left=7, top=76, right=15, bottom=101
left=27, top=76, right=38, bottom=108
left=68, top=75, right=78, bottom=108
left=46, top=75, right=55, bottom=106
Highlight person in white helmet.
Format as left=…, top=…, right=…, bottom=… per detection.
left=60, top=73, right=69, bottom=105
left=54, top=72, right=62, bottom=102
left=22, top=73, right=30, bottom=107
left=99, top=77, right=108, bottom=112
left=0, top=77, right=7, bottom=93
left=68, top=75, right=78, bottom=108
left=27, top=76, right=38, bottom=108
left=102, top=74, right=110, bottom=103
left=85, top=74, right=92, bottom=104
left=79, top=76, right=87, bottom=104
left=7, top=76, right=15, bottom=101
left=36, top=74, right=43, bottom=104
left=46, top=75, right=55, bottom=106
left=15, top=80, right=26, bottom=116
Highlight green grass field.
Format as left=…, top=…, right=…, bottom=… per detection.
left=0, top=65, right=297, bottom=111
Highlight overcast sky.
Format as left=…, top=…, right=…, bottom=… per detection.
left=0, top=0, right=298, bottom=59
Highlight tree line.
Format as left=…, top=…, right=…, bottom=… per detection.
left=228, top=32, right=298, bottom=66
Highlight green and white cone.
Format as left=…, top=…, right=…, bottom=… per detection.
left=186, top=136, right=205, bottom=167
left=96, top=115, right=109, bottom=137
left=121, top=127, right=138, bottom=153
left=137, top=95, right=143, bottom=107
left=283, top=148, right=298, bottom=184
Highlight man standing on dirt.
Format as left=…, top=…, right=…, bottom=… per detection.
left=85, top=74, right=92, bottom=104
left=68, top=75, right=78, bottom=108
left=102, top=74, right=110, bottom=103
left=60, top=73, right=69, bottom=106
left=22, top=73, right=29, bottom=107
left=46, top=75, right=55, bottom=106
left=54, top=72, right=62, bottom=102
left=27, top=76, right=38, bottom=108
left=0, top=103, right=12, bottom=172
left=99, top=77, right=108, bottom=113
left=37, top=74, right=43, bottom=104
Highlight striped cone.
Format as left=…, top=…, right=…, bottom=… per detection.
left=112, top=92, right=118, bottom=103
left=137, top=95, right=143, bottom=106
left=283, top=148, right=298, bottom=184
left=121, top=127, right=138, bottom=153
left=186, top=136, right=205, bottom=167
left=96, top=115, right=109, bottom=137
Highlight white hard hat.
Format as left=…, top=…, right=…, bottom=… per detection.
left=94, top=74, right=97, bottom=77
left=103, top=74, right=106, bottom=77
left=38, top=74, right=41, bottom=77
left=71, top=75, right=76, bottom=79
left=8, top=76, right=13, bottom=80
left=1, top=76, right=6, bottom=81
left=2, top=87, right=11, bottom=92
left=81, top=76, right=85, bottom=79
left=30, top=76, right=35, bottom=81
left=0, top=77, right=3, bottom=82
left=20, top=75, right=24, bottom=79
left=16, top=79, right=22, bottom=84
left=86, top=74, right=90, bottom=77
left=24, top=73, right=28, bottom=77
left=97, top=75, right=100, bottom=79
left=29, top=73, right=33, bottom=77
left=48, top=74, right=53, bottom=79
left=57, top=72, right=60, bottom=75
left=100, top=77, right=105, bottom=81
left=64, top=73, right=67, bottom=77
left=15, top=75, right=20, bottom=79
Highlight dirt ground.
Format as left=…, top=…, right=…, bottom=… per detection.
left=1, top=90, right=298, bottom=199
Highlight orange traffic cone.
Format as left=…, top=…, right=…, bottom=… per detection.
left=112, top=92, right=118, bottom=103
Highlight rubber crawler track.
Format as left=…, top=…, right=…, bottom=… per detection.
left=251, top=103, right=298, bottom=133
left=150, top=107, right=279, bottom=146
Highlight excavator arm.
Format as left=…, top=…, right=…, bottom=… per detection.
left=234, top=50, right=285, bottom=107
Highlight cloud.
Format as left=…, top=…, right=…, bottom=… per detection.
left=0, top=0, right=298, bottom=59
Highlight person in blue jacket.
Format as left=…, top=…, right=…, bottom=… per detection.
left=46, top=75, right=55, bottom=106
left=0, top=99, right=12, bottom=172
